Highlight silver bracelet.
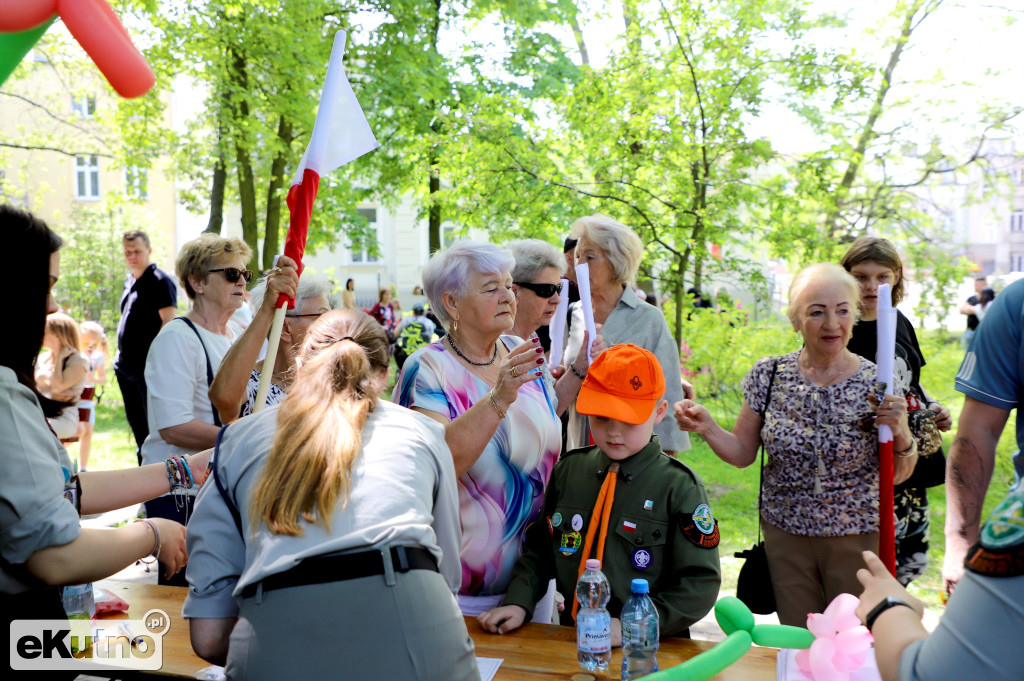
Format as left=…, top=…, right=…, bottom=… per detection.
left=135, top=518, right=161, bottom=564
left=895, top=440, right=918, bottom=458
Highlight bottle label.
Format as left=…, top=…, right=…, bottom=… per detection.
left=577, top=625, right=611, bottom=653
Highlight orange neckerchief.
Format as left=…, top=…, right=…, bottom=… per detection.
left=572, top=462, right=620, bottom=621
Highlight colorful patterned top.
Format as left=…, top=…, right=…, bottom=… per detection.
left=742, top=351, right=906, bottom=537
left=393, top=335, right=561, bottom=596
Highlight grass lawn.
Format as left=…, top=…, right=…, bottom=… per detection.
left=75, top=332, right=1018, bottom=613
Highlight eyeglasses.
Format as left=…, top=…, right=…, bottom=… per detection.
left=514, top=281, right=563, bottom=298
left=207, top=267, right=254, bottom=284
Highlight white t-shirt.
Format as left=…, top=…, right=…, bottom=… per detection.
left=140, top=319, right=237, bottom=467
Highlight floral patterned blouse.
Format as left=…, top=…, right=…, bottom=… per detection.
left=741, top=350, right=906, bottom=537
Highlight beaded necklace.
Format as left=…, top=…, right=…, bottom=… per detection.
left=446, top=334, right=498, bottom=366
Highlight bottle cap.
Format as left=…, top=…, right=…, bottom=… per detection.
left=631, top=578, right=649, bottom=594
left=585, top=559, right=601, bottom=570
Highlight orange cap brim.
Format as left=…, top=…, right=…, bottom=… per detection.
left=576, top=384, right=656, bottom=425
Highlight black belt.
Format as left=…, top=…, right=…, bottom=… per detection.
left=241, top=546, right=438, bottom=598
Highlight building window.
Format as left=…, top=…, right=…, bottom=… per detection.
left=1012, top=168, right=1024, bottom=185
left=75, top=155, right=100, bottom=200
left=1012, top=254, right=1024, bottom=272
left=1012, top=210, right=1024, bottom=233
left=125, top=166, right=148, bottom=200
left=441, top=223, right=459, bottom=248
left=71, top=94, right=96, bottom=119
left=349, top=208, right=380, bottom=264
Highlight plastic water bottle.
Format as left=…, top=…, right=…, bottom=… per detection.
left=62, top=582, right=95, bottom=653
left=576, top=558, right=611, bottom=671
left=621, top=578, right=659, bottom=679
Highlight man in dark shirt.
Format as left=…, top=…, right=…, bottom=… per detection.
left=959, top=276, right=987, bottom=348
left=114, top=230, right=177, bottom=463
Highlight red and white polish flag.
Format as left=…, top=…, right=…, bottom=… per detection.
left=281, top=29, right=379, bottom=301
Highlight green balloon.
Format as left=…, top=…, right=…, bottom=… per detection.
left=751, top=623, right=814, bottom=649
left=714, top=596, right=755, bottom=635
left=642, top=630, right=753, bottom=681
left=0, top=17, right=56, bottom=88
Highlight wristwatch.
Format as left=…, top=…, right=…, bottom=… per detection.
left=865, top=596, right=915, bottom=632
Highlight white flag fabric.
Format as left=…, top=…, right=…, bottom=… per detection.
left=290, top=30, right=379, bottom=186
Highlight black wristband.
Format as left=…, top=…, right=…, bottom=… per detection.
left=570, top=363, right=586, bottom=380
left=865, top=596, right=915, bottom=632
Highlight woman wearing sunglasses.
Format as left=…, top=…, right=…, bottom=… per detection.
left=139, top=233, right=252, bottom=585
left=508, top=239, right=605, bottom=416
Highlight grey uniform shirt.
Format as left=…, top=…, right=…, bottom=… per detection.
left=184, top=400, right=462, bottom=619
left=0, top=366, right=80, bottom=594
left=563, top=286, right=689, bottom=451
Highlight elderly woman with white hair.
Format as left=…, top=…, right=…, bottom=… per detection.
left=209, top=259, right=334, bottom=422
left=674, top=263, right=916, bottom=626
left=507, top=238, right=605, bottom=416
left=562, top=214, right=691, bottom=453
left=394, top=240, right=561, bottom=621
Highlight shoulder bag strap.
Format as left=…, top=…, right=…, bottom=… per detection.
left=176, top=317, right=222, bottom=427
left=211, top=424, right=243, bottom=536
left=756, top=358, right=780, bottom=542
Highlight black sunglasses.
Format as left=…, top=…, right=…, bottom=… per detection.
left=514, top=281, right=563, bottom=298
left=208, top=267, right=254, bottom=284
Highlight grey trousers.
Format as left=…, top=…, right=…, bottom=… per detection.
left=227, top=565, right=480, bottom=681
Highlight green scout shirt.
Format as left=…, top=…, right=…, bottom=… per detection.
left=502, top=437, right=721, bottom=637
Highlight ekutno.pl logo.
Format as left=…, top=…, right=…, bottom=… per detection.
left=9, top=608, right=169, bottom=672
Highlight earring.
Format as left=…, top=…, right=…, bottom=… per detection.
left=452, top=319, right=458, bottom=334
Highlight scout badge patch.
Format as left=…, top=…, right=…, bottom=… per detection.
left=680, top=503, right=720, bottom=549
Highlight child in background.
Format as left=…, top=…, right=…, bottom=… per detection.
left=36, top=312, right=89, bottom=441
left=78, top=321, right=108, bottom=471
left=478, top=344, right=721, bottom=641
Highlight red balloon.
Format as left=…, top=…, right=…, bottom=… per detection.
left=57, top=0, right=154, bottom=98
left=0, top=0, right=57, bottom=33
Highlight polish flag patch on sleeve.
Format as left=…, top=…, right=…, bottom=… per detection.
left=622, top=520, right=637, bottom=533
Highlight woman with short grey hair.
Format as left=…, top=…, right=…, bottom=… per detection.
left=562, top=214, right=691, bottom=453
left=209, top=261, right=333, bottom=421
left=508, top=239, right=605, bottom=416
left=395, top=240, right=561, bottom=622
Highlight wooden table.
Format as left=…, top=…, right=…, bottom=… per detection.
left=90, top=580, right=777, bottom=680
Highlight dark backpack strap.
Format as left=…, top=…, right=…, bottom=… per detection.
left=212, top=424, right=243, bottom=536
left=176, top=317, right=222, bottom=427
left=756, top=358, right=780, bottom=542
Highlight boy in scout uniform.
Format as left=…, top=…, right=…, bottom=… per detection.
left=478, top=344, right=721, bottom=640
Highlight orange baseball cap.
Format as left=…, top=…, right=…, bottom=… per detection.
left=576, top=344, right=666, bottom=424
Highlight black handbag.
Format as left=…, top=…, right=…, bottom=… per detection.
left=734, top=358, right=779, bottom=615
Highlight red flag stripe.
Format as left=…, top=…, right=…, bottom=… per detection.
left=277, top=168, right=320, bottom=309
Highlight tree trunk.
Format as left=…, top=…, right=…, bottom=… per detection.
left=427, top=0, right=443, bottom=254
left=228, top=46, right=259, bottom=271
left=205, top=144, right=225, bottom=234
left=262, top=115, right=294, bottom=271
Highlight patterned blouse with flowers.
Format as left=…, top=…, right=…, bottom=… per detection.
left=741, top=350, right=907, bottom=537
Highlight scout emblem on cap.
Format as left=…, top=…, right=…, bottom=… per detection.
left=571, top=514, right=584, bottom=532
left=631, top=548, right=652, bottom=570
left=552, top=512, right=563, bottom=528
left=630, top=375, right=642, bottom=391
left=560, top=531, right=582, bottom=556
left=680, top=504, right=720, bottom=549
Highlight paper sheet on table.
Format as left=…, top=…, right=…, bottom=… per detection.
left=548, top=279, right=570, bottom=368
left=574, top=263, right=598, bottom=364
left=777, top=647, right=880, bottom=681
left=476, top=657, right=503, bottom=681
left=876, top=283, right=897, bottom=443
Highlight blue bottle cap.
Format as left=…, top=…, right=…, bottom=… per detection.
left=631, top=578, right=649, bottom=593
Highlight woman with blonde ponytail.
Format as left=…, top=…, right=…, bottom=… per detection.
left=183, top=310, right=478, bottom=681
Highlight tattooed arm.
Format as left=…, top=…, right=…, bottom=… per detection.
left=942, top=397, right=1011, bottom=594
